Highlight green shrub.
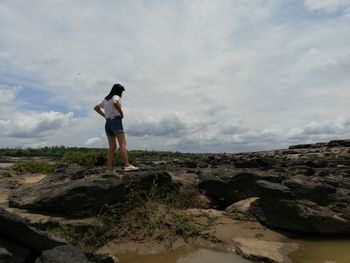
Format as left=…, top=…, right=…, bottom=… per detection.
left=12, top=161, right=54, bottom=174
left=63, top=151, right=108, bottom=168
left=44, top=181, right=212, bottom=248
left=273, top=158, right=285, bottom=167
left=46, top=216, right=114, bottom=250
left=128, top=150, right=196, bottom=159
left=171, top=212, right=204, bottom=237
left=63, top=150, right=137, bottom=168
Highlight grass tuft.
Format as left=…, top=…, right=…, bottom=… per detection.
left=12, top=161, right=54, bottom=174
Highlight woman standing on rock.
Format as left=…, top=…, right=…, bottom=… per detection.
left=94, top=83, right=139, bottom=173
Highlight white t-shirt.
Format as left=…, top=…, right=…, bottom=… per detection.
left=98, top=95, right=121, bottom=119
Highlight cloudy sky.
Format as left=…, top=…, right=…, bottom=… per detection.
left=0, top=0, right=349, bottom=152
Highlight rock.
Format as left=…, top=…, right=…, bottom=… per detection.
left=289, top=142, right=327, bottom=149
left=303, top=159, right=328, bottom=168
left=9, top=176, right=126, bottom=216
left=183, top=159, right=198, bottom=168
left=198, top=142, right=350, bottom=234
left=0, top=247, right=12, bottom=263
left=34, top=245, right=120, bottom=263
left=51, top=163, right=87, bottom=180
left=328, top=139, right=350, bottom=147
left=9, top=169, right=173, bottom=217
left=225, top=197, right=258, bottom=214
left=233, top=237, right=298, bottom=263
left=283, top=177, right=336, bottom=205
left=0, top=169, right=16, bottom=178
left=255, top=180, right=294, bottom=199
left=205, top=155, right=229, bottom=166
left=289, top=139, right=350, bottom=149
left=250, top=158, right=350, bottom=234
left=0, top=208, right=65, bottom=262
left=0, top=237, right=31, bottom=263
left=252, top=197, right=350, bottom=234
left=0, top=208, right=65, bottom=253
left=86, top=252, right=120, bottom=263
left=198, top=168, right=277, bottom=208
left=234, top=157, right=273, bottom=170
left=35, top=245, right=91, bottom=263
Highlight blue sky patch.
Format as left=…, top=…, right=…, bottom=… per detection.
left=17, top=86, right=88, bottom=117
left=272, top=1, right=348, bottom=25
left=0, top=77, right=84, bottom=116
left=17, top=86, right=66, bottom=112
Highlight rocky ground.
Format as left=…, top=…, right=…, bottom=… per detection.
left=0, top=139, right=349, bottom=263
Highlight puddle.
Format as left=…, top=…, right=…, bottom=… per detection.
left=118, top=247, right=251, bottom=263
left=290, top=238, right=350, bottom=263
left=118, top=238, right=350, bottom=263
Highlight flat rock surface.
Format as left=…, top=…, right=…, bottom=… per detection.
left=9, top=167, right=173, bottom=216
left=233, top=237, right=299, bottom=263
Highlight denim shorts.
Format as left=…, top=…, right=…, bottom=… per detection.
left=105, top=117, right=124, bottom=136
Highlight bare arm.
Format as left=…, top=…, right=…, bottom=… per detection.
left=113, top=101, right=124, bottom=119
left=94, top=105, right=105, bottom=118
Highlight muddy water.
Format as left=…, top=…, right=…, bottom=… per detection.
left=118, top=239, right=350, bottom=263
left=290, top=238, right=350, bottom=263
left=118, top=248, right=251, bottom=263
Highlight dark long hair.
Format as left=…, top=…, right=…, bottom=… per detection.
left=105, top=83, right=125, bottom=100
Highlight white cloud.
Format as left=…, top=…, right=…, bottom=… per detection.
left=1, top=111, right=74, bottom=138
left=287, top=117, right=350, bottom=139
left=127, top=115, right=188, bottom=138
left=0, top=1, right=349, bottom=151
left=85, top=137, right=102, bottom=146
left=0, top=85, right=75, bottom=142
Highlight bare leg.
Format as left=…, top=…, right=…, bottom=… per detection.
left=116, top=132, right=129, bottom=167
left=107, top=135, right=116, bottom=171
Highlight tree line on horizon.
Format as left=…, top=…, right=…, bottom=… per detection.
left=0, top=146, right=192, bottom=158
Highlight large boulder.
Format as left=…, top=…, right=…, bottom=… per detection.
left=0, top=208, right=118, bottom=263
left=252, top=180, right=350, bottom=234
left=283, top=177, right=336, bottom=205
left=9, top=167, right=173, bottom=217
left=0, top=237, right=30, bottom=263
left=0, top=207, right=65, bottom=262
left=0, top=208, right=65, bottom=252
left=9, top=175, right=126, bottom=216
left=198, top=167, right=278, bottom=208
